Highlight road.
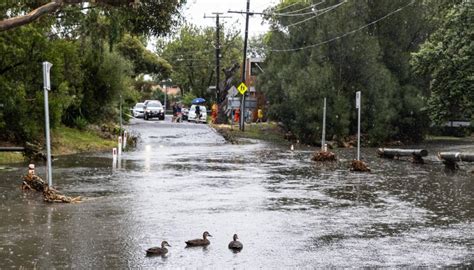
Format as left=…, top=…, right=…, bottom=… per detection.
left=0, top=117, right=472, bottom=268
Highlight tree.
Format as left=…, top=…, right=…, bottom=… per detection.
left=0, top=0, right=185, bottom=36
left=260, top=0, right=434, bottom=145
left=411, top=1, right=473, bottom=125
left=159, top=24, right=243, bottom=102
left=116, top=34, right=171, bottom=79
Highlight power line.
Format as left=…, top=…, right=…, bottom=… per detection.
left=270, top=0, right=326, bottom=16
left=270, top=0, right=415, bottom=52
left=285, top=0, right=347, bottom=28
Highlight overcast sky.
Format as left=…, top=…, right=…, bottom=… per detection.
left=181, top=0, right=280, bottom=37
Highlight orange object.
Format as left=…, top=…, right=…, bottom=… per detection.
left=211, top=104, right=218, bottom=123
left=234, top=108, right=240, bottom=123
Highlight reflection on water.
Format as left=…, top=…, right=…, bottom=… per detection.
left=0, top=121, right=472, bottom=268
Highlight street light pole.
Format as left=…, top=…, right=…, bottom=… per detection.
left=42, top=61, right=53, bottom=187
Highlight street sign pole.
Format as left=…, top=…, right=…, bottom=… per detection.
left=356, top=91, right=361, bottom=161
left=42, top=61, right=53, bottom=187
left=321, top=97, right=326, bottom=151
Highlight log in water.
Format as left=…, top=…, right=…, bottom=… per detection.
left=438, top=152, right=474, bottom=163
left=377, top=148, right=428, bottom=158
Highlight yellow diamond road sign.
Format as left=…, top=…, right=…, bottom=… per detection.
left=237, top=82, right=248, bottom=95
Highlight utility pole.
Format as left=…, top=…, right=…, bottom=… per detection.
left=42, top=61, right=53, bottom=187
left=229, top=1, right=264, bottom=131
left=204, top=12, right=231, bottom=103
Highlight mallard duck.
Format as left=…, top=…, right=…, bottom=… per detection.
left=146, top=241, right=171, bottom=256
left=185, top=231, right=212, bottom=247
left=228, top=234, right=243, bottom=251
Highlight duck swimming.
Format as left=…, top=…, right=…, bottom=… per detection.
left=185, top=231, right=212, bottom=247
left=146, top=241, right=171, bottom=256
left=228, top=234, right=243, bottom=251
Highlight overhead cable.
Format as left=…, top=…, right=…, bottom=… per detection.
left=285, top=0, right=347, bottom=28
left=270, top=0, right=415, bottom=52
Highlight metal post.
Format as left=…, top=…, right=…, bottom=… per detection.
left=240, top=0, right=250, bottom=131
left=321, top=97, right=326, bottom=151
left=164, top=85, right=167, bottom=112
left=42, top=61, right=53, bottom=187
left=356, top=91, right=361, bottom=161
left=215, top=14, right=221, bottom=103
left=119, top=94, right=123, bottom=136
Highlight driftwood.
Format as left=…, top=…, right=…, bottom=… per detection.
left=312, top=151, right=337, bottom=162
left=21, top=166, right=81, bottom=203
left=377, top=148, right=428, bottom=164
left=43, top=186, right=81, bottom=203
left=22, top=173, right=46, bottom=192
left=350, top=160, right=371, bottom=172
left=438, top=152, right=474, bottom=170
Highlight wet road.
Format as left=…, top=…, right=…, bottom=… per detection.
left=0, top=118, right=473, bottom=268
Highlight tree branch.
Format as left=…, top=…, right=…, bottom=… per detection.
left=0, top=1, right=62, bottom=32
left=0, top=0, right=138, bottom=32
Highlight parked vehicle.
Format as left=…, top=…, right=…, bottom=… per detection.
left=144, top=101, right=165, bottom=120
left=131, top=103, right=145, bottom=118
left=188, top=105, right=207, bottom=123
left=182, top=107, right=189, bottom=121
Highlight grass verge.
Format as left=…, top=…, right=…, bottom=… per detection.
left=52, top=126, right=116, bottom=155
left=212, top=122, right=288, bottom=145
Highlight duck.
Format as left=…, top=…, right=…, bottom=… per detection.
left=228, top=234, right=243, bottom=251
left=185, top=231, right=212, bottom=247
left=146, top=241, right=171, bottom=256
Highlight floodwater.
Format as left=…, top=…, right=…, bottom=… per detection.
left=0, top=118, right=473, bottom=268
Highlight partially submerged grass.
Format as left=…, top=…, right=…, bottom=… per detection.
left=212, top=122, right=288, bottom=145
left=0, top=152, right=25, bottom=164
left=52, top=126, right=116, bottom=155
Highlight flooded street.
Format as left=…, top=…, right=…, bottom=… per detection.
left=0, top=119, right=473, bottom=268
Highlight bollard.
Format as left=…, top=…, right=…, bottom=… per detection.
left=112, top=148, right=117, bottom=169
left=290, top=144, right=294, bottom=151
left=118, top=136, right=122, bottom=158
left=123, top=131, right=127, bottom=150
left=323, top=144, right=328, bottom=152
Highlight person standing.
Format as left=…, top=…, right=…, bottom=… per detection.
left=257, top=108, right=263, bottom=123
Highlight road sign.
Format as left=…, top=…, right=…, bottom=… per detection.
left=228, top=86, right=238, bottom=97
left=237, top=82, right=248, bottom=95
left=356, top=91, right=361, bottom=109
left=42, top=61, right=53, bottom=91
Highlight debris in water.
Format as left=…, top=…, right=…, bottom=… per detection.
left=312, top=151, right=337, bottom=162
left=350, top=160, right=371, bottom=172
left=21, top=164, right=81, bottom=203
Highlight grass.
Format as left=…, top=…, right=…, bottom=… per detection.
left=52, top=126, right=116, bottom=155
left=212, top=122, right=288, bottom=145
left=0, top=152, right=25, bottom=164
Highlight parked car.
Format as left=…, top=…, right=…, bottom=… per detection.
left=182, top=107, right=189, bottom=121
left=144, top=101, right=165, bottom=120
left=131, top=102, right=145, bottom=118
left=188, top=105, right=207, bottom=123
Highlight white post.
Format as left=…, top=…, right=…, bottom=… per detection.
left=356, top=91, right=361, bottom=161
left=118, top=136, right=122, bottom=158
left=321, top=97, right=327, bottom=151
left=42, top=61, right=53, bottom=187
left=123, top=131, right=127, bottom=150
left=112, top=148, right=117, bottom=169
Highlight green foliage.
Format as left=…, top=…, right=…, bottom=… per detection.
left=159, top=24, right=243, bottom=102
left=116, top=34, right=171, bottom=78
left=182, top=92, right=197, bottom=107
left=411, top=1, right=473, bottom=125
left=260, top=0, right=434, bottom=145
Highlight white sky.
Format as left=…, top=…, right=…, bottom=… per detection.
left=181, top=0, right=280, bottom=37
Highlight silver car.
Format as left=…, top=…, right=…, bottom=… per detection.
left=131, top=103, right=145, bottom=118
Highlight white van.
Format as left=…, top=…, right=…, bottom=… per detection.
left=188, top=105, right=207, bottom=123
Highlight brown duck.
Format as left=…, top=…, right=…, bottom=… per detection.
left=228, top=234, right=243, bottom=251
left=185, top=231, right=212, bottom=247
left=146, top=241, right=171, bottom=256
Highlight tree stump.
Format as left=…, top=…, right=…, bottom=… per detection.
left=350, top=160, right=371, bottom=172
